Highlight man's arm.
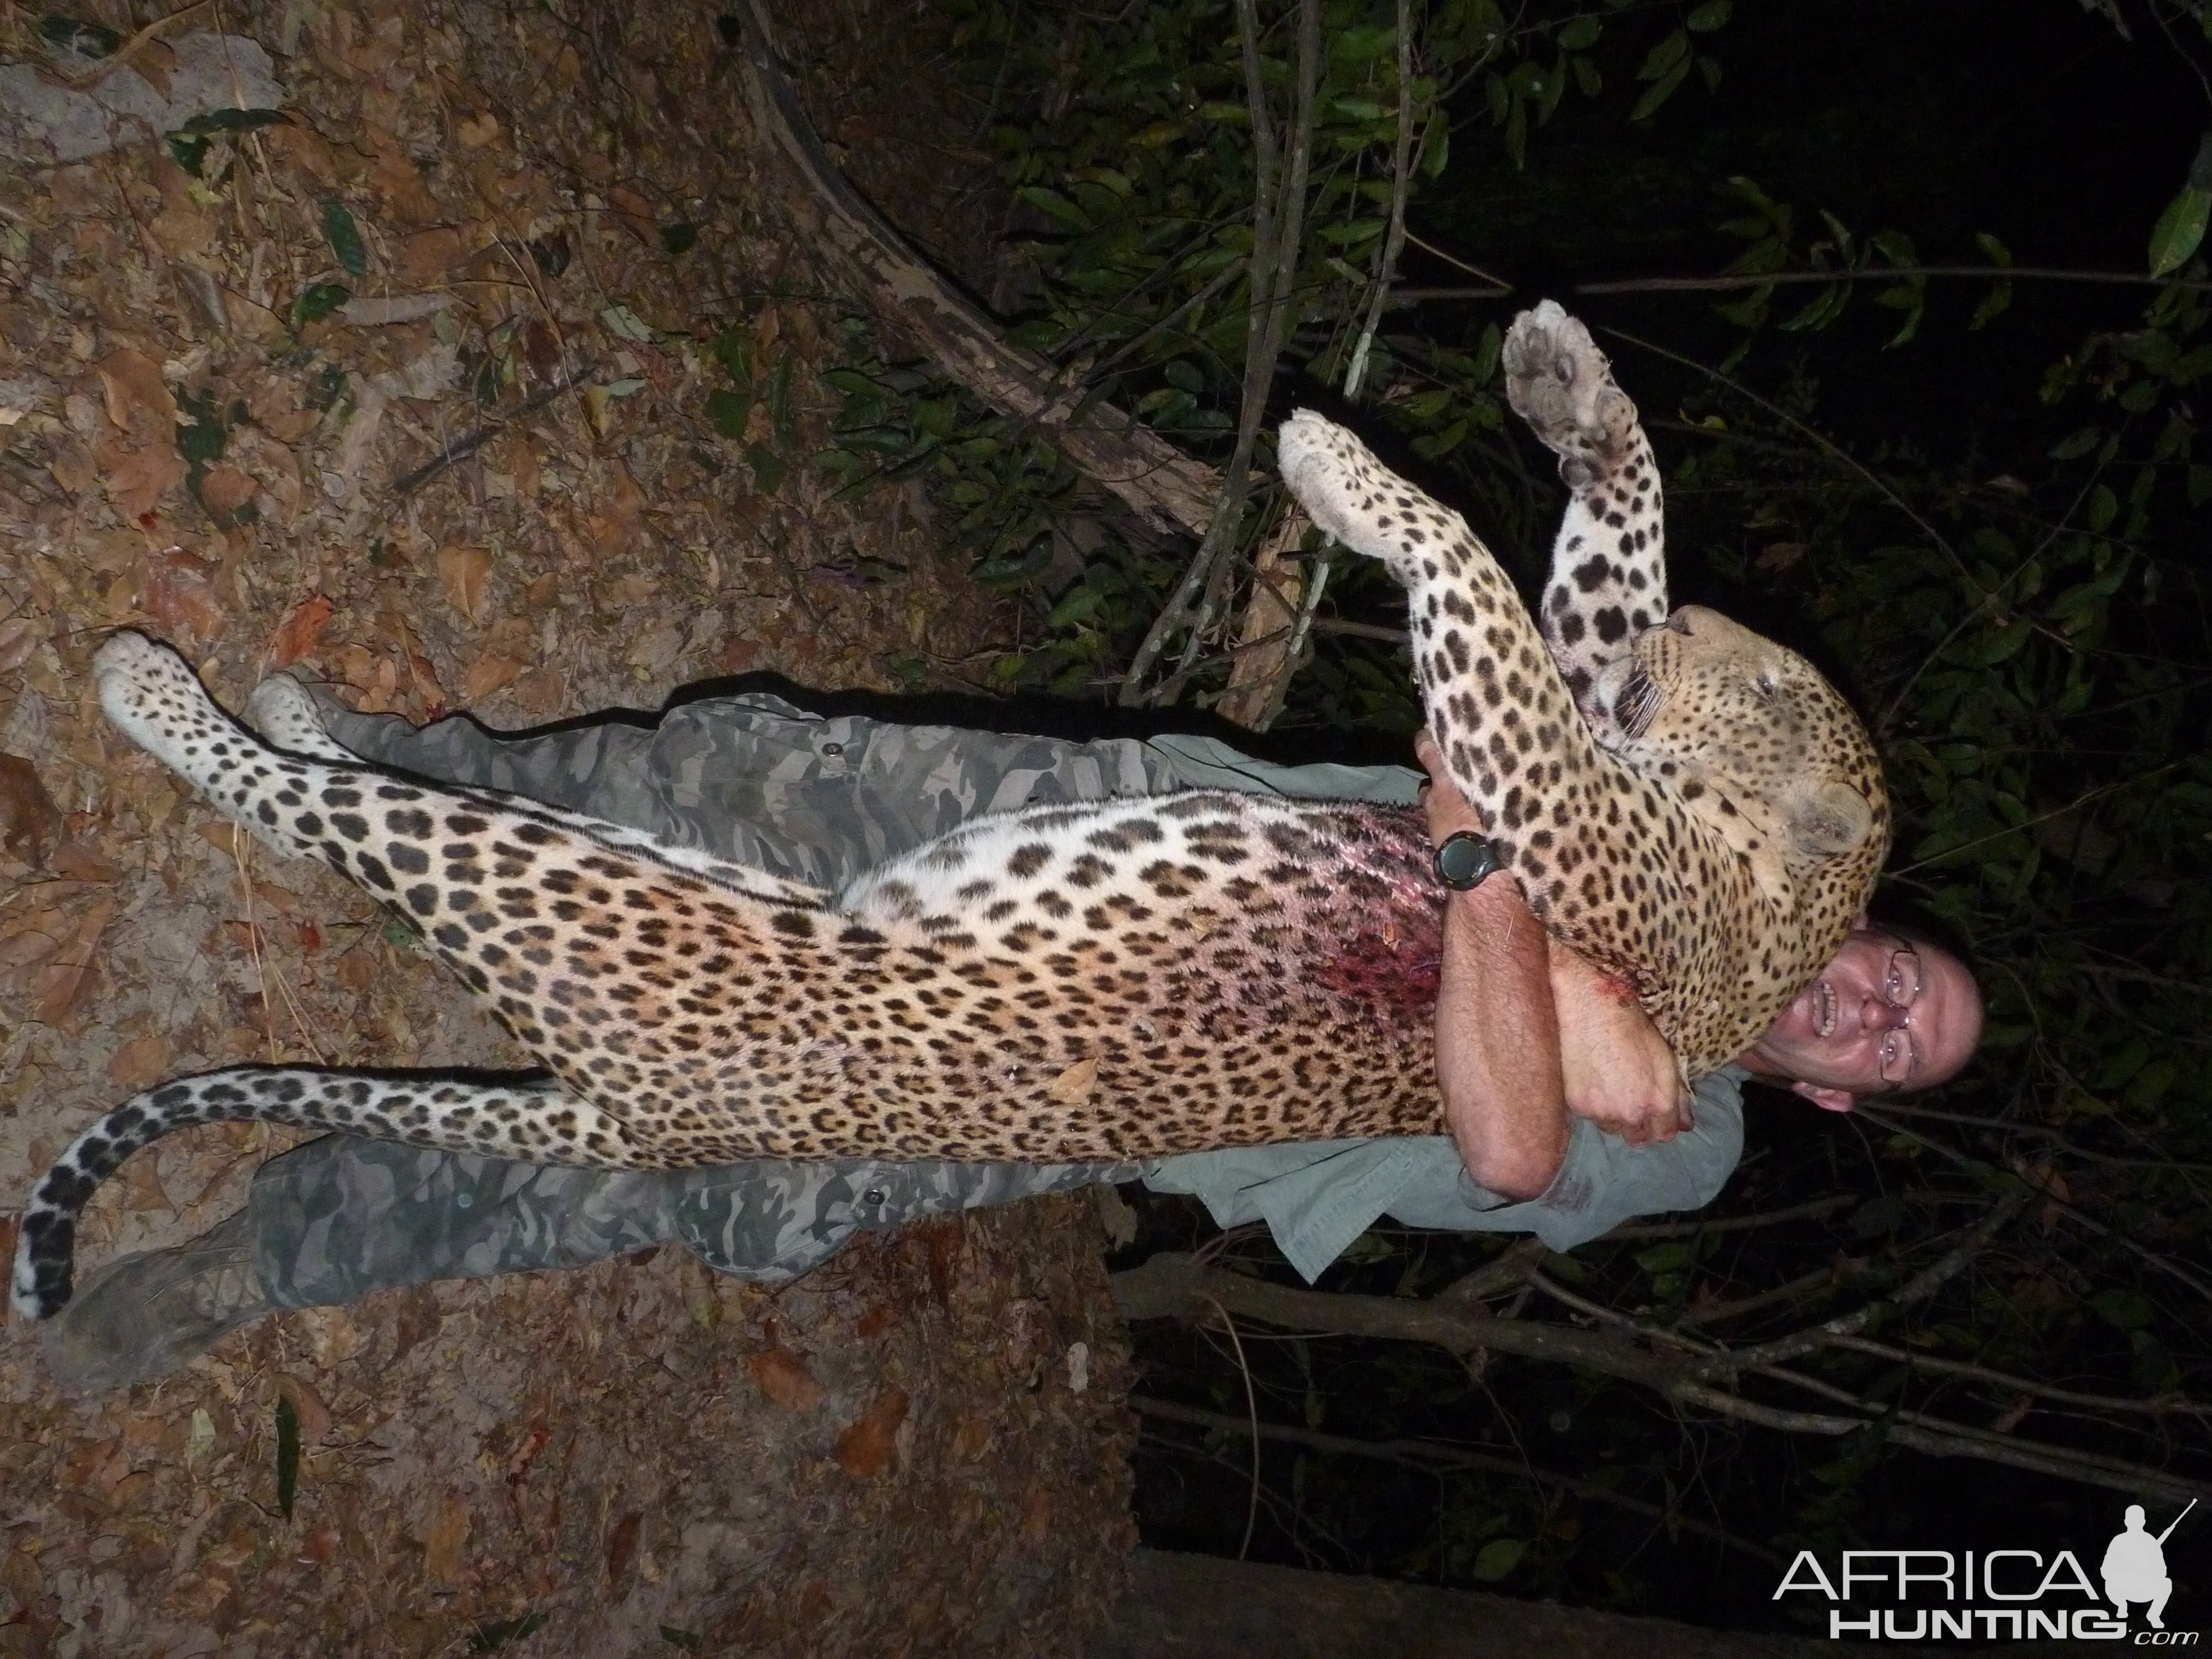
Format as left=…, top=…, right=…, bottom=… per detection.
left=1417, top=731, right=1687, bottom=1183
left=1435, top=877, right=1571, bottom=1199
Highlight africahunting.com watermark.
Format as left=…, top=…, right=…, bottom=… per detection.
left=1775, top=1501, right=2198, bottom=1641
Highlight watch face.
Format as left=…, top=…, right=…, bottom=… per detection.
left=1436, top=832, right=1499, bottom=889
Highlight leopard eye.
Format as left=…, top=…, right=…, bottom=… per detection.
left=1755, top=671, right=1779, bottom=698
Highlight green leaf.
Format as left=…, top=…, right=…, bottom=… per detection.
left=1974, top=230, right=2012, bottom=267
left=1018, top=185, right=1090, bottom=229
left=176, top=107, right=290, bottom=137
left=39, top=16, right=120, bottom=56
left=1634, top=1241, right=1694, bottom=1274
left=291, top=282, right=351, bottom=326
left=1629, top=56, right=1689, bottom=121
left=705, top=388, right=752, bottom=440
left=469, top=1614, right=549, bottom=1652
left=166, top=134, right=212, bottom=177
left=2091, top=1288, right=2156, bottom=1332
left=1635, top=27, right=1689, bottom=81
left=1686, top=0, right=1732, bottom=32
left=2049, top=424, right=2103, bottom=461
left=275, top=1395, right=300, bottom=1520
left=1557, top=15, right=1601, bottom=50
left=714, top=327, right=753, bottom=385
left=1969, top=283, right=2012, bottom=330
left=320, top=200, right=368, bottom=277
left=2147, top=186, right=2210, bottom=279
left=659, top=1630, right=704, bottom=1653
left=1471, top=1538, right=1527, bottom=1581
left=747, top=442, right=786, bottom=494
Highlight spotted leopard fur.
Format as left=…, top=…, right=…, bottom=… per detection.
left=12, top=302, right=1888, bottom=1321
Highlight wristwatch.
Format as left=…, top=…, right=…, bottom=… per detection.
left=1432, top=830, right=1501, bottom=891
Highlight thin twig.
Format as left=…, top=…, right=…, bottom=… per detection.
left=391, top=359, right=602, bottom=496
left=51, top=0, right=210, bottom=85
left=1574, top=265, right=2212, bottom=296
left=1129, top=1396, right=1782, bottom=1564
left=1204, top=1295, right=1264, bottom=1561
left=1399, top=229, right=1513, bottom=291
left=1858, top=1112, right=2212, bottom=1312
left=1602, top=1193, right=1857, bottom=1241
left=1343, top=0, right=1418, bottom=401
left=1695, top=1190, right=2029, bottom=1376
left=1821, top=1332, right=2212, bottom=1420
left=1599, top=326, right=1993, bottom=610
left=1119, top=0, right=1321, bottom=707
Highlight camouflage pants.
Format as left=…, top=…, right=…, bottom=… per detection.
left=247, top=692, right=1177, bottom=1306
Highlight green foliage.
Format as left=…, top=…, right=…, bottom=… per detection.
left=849, top=5, right=2212, bottom=1597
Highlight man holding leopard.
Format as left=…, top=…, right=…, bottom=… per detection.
left=24, top=304, right=1983, bottom=1392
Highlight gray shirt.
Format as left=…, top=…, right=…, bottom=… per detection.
left=1136, top=734, right=1746, bottom=1277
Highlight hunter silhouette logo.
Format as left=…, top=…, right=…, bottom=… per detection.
left=1772, top=1497, right=2199, bottom=1640
left=2105, top=1501, right=2193, bottom=1632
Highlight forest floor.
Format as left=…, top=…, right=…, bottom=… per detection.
left=0, top=1, right=1135, bottom=1653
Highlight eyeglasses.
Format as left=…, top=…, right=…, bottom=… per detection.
left=1875, top=946, right=1922, bottom=1087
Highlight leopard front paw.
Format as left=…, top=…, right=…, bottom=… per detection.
left=1503, top=300, right=1638, bottom=491
left=1277, top=409, right=1465, bottom=575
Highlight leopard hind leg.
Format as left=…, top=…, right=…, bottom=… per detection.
left=1503, top=300, right=1667, bottom=740
left=11, top=1068, right=644, bottom=1320
left=238, top=662, right=830, bottom=907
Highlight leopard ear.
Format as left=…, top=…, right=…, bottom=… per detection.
left=1788, top=780, right=1874, bottom=857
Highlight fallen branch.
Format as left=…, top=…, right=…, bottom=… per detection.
left=722, top=0, right=1219, bottom=537
left=1119, top=0, right=1322, bottom=708
left=1110, top=1237, right=2212, bottom=1505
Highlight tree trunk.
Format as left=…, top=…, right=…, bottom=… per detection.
left=1092, top=1550, right=1848, bottom=1659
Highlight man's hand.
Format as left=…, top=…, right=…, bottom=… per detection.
left=1550, top=951, right=1691, bottom=1146
left=1418, top=731, right=1688, bottom=1149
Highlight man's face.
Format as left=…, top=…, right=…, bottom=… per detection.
left=1740, top=926, right=1984, bottom=1112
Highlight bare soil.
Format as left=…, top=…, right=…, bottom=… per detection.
left=0, top=1, right=1135, bottom=1651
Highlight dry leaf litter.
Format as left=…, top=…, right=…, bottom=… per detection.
left=0, top=0, right=1136, bottom=1652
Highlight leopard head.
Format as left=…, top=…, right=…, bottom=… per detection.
left=1598, top=605, right=1889, bottom=915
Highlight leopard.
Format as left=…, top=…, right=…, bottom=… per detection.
left=11, top=300, right=1888, bottom=1321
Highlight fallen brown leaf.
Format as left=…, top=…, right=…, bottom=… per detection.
left=96, top=348, right=176, bottom=440
left=1045, top=1056, right=1098, bottom=1105
left=0, top=753, right=61, bottom=867
left=461, top=650, right=526, bottom=702
left=197, top=463, right=259, bottom=521
left=32, top=896, right=114, bottom=1029
left=832, top=1387, right=909, bottom=1479
left=455, top=110, right=501, bottom=149
left=269, top=595, right=336, bottom=667
left=397, top=225, right=466, bottom=286
left=421, top=1489, right=470, bottom=1583
left=436, top=545, right=493, bottom=621
left=603, top=1509, right=642, bottom=1592
left=0, top=618, right=39, bottom=675
left=138, top=547, right=227, bottom=645
left=106, top=1033, right=173, bottom=1091
left=748, top=1348, right=826, bottom=1412
left=103, top=440, right=188, bottom=522
left=49, top=842, right=119, bottom=883
left=608, top=185, right=658, bottom=245
left=277, top=1375, right=333, bottom=1445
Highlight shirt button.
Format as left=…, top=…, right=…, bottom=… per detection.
left=863, top=1186, right=886, bottom=1206
left=821, top=742, right=844, bottom=758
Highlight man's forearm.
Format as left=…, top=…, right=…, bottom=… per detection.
left=1435, top=878, right=1571, bottom=1199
